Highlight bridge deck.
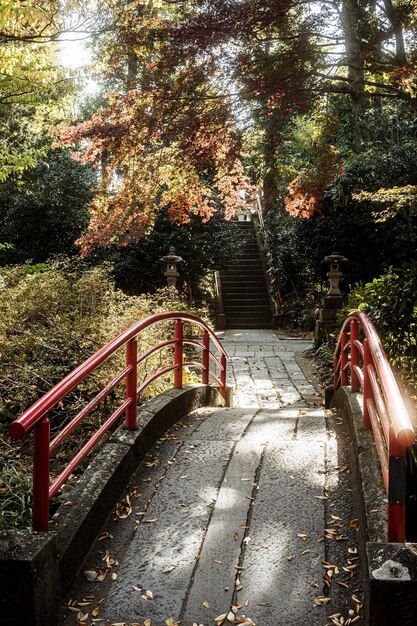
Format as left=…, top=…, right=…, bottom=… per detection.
left=62, top=330, right=364, bottom=626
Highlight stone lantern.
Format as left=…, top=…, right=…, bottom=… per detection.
left=161, top=246, right=183, bottom=288
left=324, top=252, right=348, bottom=299
left=315, top=251, right=348, bottom=346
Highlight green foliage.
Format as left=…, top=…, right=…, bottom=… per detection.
left=341, top=264, right=417, bottom=385
left=265, top=109, right=417, bottom=317
left=0, top=257, right=208, bottom=529
left=0, top=149, right=95, bottom=263
left=0, top=258, right=204, bottom=425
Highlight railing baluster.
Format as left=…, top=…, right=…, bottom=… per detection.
left=125, top=337, right=138, bottom=430
left=174, top=319, right=183, bottom=389
left=387, top=425, right=406, bottom=542
left=363, top=338, right=372, bottom=429
left=220, top=353, right=226, bottom=397
left=33, top=416, right=50, bottom=532
left=341, top=329, right=349, bottom=386
left=350, top=319, right=360, bottom=392
left=202, top=330, right=209, bottom=385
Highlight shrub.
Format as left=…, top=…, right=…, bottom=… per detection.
left=341, top=263, right=417, bottom=387
left=0, top=258, right=208, bottom=528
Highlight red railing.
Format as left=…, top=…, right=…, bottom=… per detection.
left=9, top=311, right=228, bottom=531
left=334, top=311, right=415, bottom=542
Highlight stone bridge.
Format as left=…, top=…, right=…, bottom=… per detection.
left=60, top=330, right=365, bottom=626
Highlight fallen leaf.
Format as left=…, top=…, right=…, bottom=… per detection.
left=349, top=519, right=359, bottom=528
left=144, top=620, right=152, bottom=626
left=84, top=570, right=97, bottom=581
left=203, top=601, right=209, bottom=608
left=64, top=501, right=76, bottom=507
left=227, top=611, right=235, bottom=622
left=111, top=573, right=117, bottom=581
left=215, top=613, right=227, bottom=625
left=142, top=590, right=153, bottom=600
left=313, top=596, right=330, bottom=606
left=234, top=532, right=239, bottom=541
left=287, top=555, right=295, bottom=561
left=115, top=498, right=132, bottom=519
left=91, top=607, right=100, bottom=617
left=257, top=602, right=271, bottom=606
left=243, top=537, right=251, bottom=545
left=132, top=585, right=141, bottom=592
left=297, top=534, right=309, bottom=541
left=98, top=532, right=113, bottom=541
left=143, top=518, right=159, bottom=524
left=162, top=564, right=176, bottom=573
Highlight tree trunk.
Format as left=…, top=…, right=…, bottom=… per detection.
left=340, top=0, right=366, bottom=147
left=383, top=0, right=407, bottom=65
left=341, top=0, right=366, bottom=112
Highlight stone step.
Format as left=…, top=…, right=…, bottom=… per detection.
left=227, top=322, right=272, bottom=329
left=223, top=301, right=271, bottom=308
left=223, top=294, right=269, bottom=301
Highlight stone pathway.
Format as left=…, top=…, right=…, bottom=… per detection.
left=61, top=330, right=364, bottom=626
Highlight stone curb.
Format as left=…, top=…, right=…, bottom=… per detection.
left=0, top=384, right=231, bottom=626
left=331, top=386, right=417, bottom=626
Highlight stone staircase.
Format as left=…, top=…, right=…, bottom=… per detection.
left=220, top=221, right=272, bottom=329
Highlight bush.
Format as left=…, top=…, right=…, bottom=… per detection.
left=0, top=258, right=208, bottom=528
left=341, top=263, right=417, bottom=386
left=0, top=149, right=94, bottom=264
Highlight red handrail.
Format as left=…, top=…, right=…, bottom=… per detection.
left=9, top=311, right=228, bottom=531
left=334, top=310, right=415, bottom=542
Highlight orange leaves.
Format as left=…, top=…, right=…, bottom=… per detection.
left=54, top=67, right=251, bottom=252
left=284, top=144, right=343, bottom=219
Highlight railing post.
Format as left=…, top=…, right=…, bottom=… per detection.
left=387, top=426, right=406, bottom=542
left=220, top=353, right=227, bottom=398
left=202, top=331, right=209, bottom=385
left=126, top=337, right=138, bottom=430
left=174, top=319, right=183, bottom=389
left=363, top=338, right=372, bottom=429
left=341, top=328, right=349, bottom=386
left=33, top=416, right=50, bottom=532
left=350, top=319, right=360, bottom=392
left=334, top=348, right=339, bottom=389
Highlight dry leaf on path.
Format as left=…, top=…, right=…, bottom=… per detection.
left=84, top=570, right=97, bottom=581
left=162, top=564, right=176, bottom=573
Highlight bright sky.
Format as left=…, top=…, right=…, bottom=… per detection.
left=59, top=33, right=99, bottom=94
left=59, top=32, right=92, bottom=68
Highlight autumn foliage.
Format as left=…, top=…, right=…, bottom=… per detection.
left=284, top=144, right=343, bottom=219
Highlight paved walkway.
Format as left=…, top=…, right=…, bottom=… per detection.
left=62, top=330, right=364, bottom=626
